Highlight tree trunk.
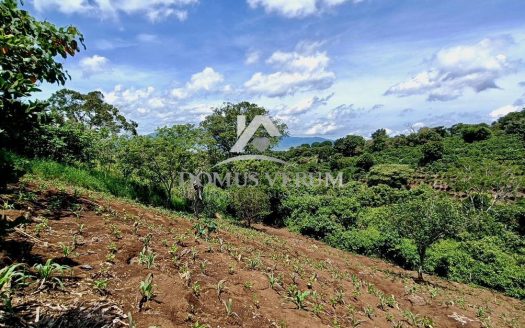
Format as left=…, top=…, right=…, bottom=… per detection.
left=417, top=247, right=426, bottom=281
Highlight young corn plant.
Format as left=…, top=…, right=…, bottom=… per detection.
left=139, top=247, right=157, bottom=269
left=289, top=288, right=311, bottom=310
left=93, top=279, right=109, bottom=295
left=60, top=243, right=73, bottom=258
left=139, top=273, right=154, bottom=310
left=216, top=279, right=226, bottom=299
left=223, top=298, right=237, bottom=317
left=192, top=282, right=201, bottom=296
left=33, top=259, right=69, bottom=290
left=0, top=264, right=31, bottom=311
left=363, top=305, right=375, bottom=319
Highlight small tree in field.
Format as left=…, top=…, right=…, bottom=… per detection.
left=230, top=186, right=271, bottom=226
left=392, top=195, right=463, bottom=281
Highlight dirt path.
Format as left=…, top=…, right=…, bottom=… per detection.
left=1, top=182, right=523, bottom=327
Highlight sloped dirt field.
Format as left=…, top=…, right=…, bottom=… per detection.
left=1, top=181, right=524, bottom=327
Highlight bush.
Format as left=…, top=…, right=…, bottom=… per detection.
left=356, top=153, right=374, bottom=171
left=461, top=125, right=492, bottom=143
left=230, top=186, right=271, bottom=226
left=420, top=141, right=444, bottom=165
left=0, top=149, right=27, bottom=190
left=367, top=164, right=413, bottom=188
left=202, top=184, right=229, bottom=218
left=288, top=213, right=342, bottom=240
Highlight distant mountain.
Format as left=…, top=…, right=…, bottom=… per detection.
left=274, top=136, right=332, bottom=151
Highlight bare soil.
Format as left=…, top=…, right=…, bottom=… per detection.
left=0, top=181, right=523, bottom=327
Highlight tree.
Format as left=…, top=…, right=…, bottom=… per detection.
left=392, top=195, right=463, bottom=280
left=461, top=125, right=492, bottom=143
left=200, top=102, right=286, bottom=164
left=47, top=89, right=138, bottom=136
left=0, top=0, right=84, bottom=151
left=494, top=108, right=525, bottom=141
left=334, top=135, right=365, bottom=156
left=230, top=186, right=271, bottom=226
left=420, top=141, right=444, bottom=165
left=123, top=125, right=209, bottom=207
left=356, top=153, right=374, bottom=171
left=370, top=129, right=389, bottom=152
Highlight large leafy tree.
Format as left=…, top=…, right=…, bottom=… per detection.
left=392, top=194, right=463, bottom=280
left=0, top=0, right=84, bottom=150
left=334, top=135, right=365, bottom=157
left=200, top=102, right=286, bottom=164
left=47, top=89, right=138, bottom=135
left=122, top=125, right=210, bottom=207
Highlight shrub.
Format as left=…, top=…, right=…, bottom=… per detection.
left=356, top=153, right=375, bottom=171
left=367, top=164, right=413, bottom=188
left=326, top=227, right=385, bottom=256
left=420, top=141, right=444, bottom=165
left=202, top=184, right=229, bottom=218
left=461, top=125, right=492, bottom=143
left=0, top=149, right=27, bottom=190
left=287, top=213, right=342, bottom=240
left=230, top=186, right=271, bottom=226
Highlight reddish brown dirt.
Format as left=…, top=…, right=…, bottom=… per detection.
left=1, top=182, right=524, bottom=328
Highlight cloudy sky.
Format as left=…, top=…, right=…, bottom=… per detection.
left=29, top=0, right=525, bottom=138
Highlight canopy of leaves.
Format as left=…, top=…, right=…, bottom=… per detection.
left=47, top=89, right=138, bottom=136
left=0, top=0, right=84, bottom=100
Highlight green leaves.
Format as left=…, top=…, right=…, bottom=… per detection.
left=1, top=0, right=84, bottom=98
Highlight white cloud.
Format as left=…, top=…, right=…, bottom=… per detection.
left=489, top=105, right=520, bottom=118
left=385, top=37, right=520, bottom=101
left=305, top=121, right=338, bottom=135
left=105, top=85, right=156, bottom=110
left=244, top=48, right=335, bottom=97
left=245, top=51, right=260, bottom=65
left=171, top=67, right=225, bottom=99
left=282, top=93, right=333, bottom=116
left=79, top=55, right=109, bottom=77
left=247, top=0, right=360, bottom=18
left=32, top=0, right=197, bottom=22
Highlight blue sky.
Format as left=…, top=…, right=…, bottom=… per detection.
left=28, top=0, right=525, bottom=138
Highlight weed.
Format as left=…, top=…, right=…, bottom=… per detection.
left=243, top=281, right=253, bottom=290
